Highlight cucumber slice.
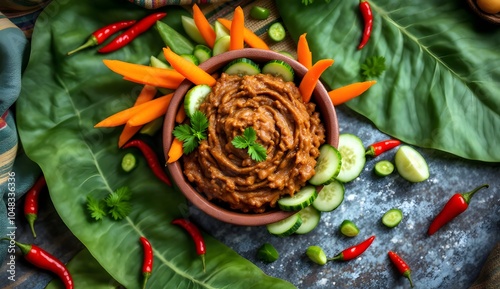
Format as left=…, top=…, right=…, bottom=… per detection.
left=308, top=144, right=342, bottom=186
left=268, top=22, right=286, bottom=42
left=193, top=44, right=212, bottom=64
left=256, top=243, right=279, bottom=263
left=312, top=180, right=344, bottom=212
left=121, top=153, right=137, bottom=172
left=278, top=51, right=295, bottom=60
left=150, top=55, right=171, bottom=69
left=306, top=245, right=327, bottom=265
left=180, top=54, right=199, bottom=66
left=266, top=213, right=302, bottom=237
left=139, top=117, right=163, bottom=136
left=213, top=35, right=231, bottom=56
left=295, top=206, right=321, bottom=235
left=339, top=219, right=359, bottom=237
left=223, top=58, right=261, bottom=76
left=262, top=60, right=295, bottom=82
left=278, top=185, right=317, bottom=211
left=374, top=160, right=395, bottom=177
left=394, top=145, right=429, bottom=182
left=184, top=84, right=211, bottom=117
left=181, top=16, right=208, bottom=45
left=382, top=208, right=403, bottom=228
left=336, top=134, right=366, bottom=183
left=214, top=20, right=230, bottom=40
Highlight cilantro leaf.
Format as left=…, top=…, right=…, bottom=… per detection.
left=86, top=195, right=107, bottom=221
left=361, top=56, right=386, bottom=79
left=173, top=111, right=209, bottom=154
left=105, top=186, right=132, bottom=220
left=231, top=127, right=267, bottom=162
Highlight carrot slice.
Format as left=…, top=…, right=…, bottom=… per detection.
left=167, top=137, right=184, bottom=163
left=299, top=59, right=334, bottom=103
left=175, top=105, right=186, bottom=123
left=118, top=85, right=157, bottom=147
left=95, top=94, right=172, bottom=128
left=163, top=47, right=216, bottom=86
left=328, top=80, right=377, bottom=106
left=297, top=33, right=312, bottom=69
left=217, top=18, right=269, bottom=50
left=103, top=60, right=185, bottom=89
left=127, top=93, right=173, bottom=127
left=230, top=6, right=245, bottom=50
left=192, top=4, right=216, bottom=48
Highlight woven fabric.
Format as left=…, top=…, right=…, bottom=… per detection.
left=470, top=243, right=500, bottom=289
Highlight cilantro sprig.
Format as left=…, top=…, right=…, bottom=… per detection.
left=361, top=56, right=386, bottom=79
left=86, top=186, right=132, bottom=221
left=232, top=127, right=267, bottom=162
left=173, top=111, right=209, bottom=154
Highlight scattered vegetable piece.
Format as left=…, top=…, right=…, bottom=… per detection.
left=173, top=111, right=209, bottom=154
left=105, top=186, right=132, bottom=220
left=167, top=137, right=184, bottom=163
left=299, top=59, right=334, bottom=102
left=339, top=220, right=360, bottom=237
left=382, top=208, right=403, bottom=228
left=127, top=93, right=173, bottom=127
left=388, top=251, right=414, bottom=288
left=308, top=144, right=342, bottom=186
left=360, top=55, right=386, bottom=78
left=394, top=145, right=429, bottom=183
left=295, top=206, right=321, bottom=234
left=139, top=236, right=154, bottom=289
left=98, top=12, right=167, bottom=53
left=175, top=105, right=187, bottom=123
left=171, top=218, right=207, bottom=272
left=121, top=153, right=137, bottom=172
left=267, top=213, right=302, bottom=237
left=156, top=20, right=195, bottom=55
left=250, top=6, right=270, bottom=20
left=230, top=6, right=245, bottom=50
left=365, top=139, right=401, bottom=157
left=232, top=127, right=267, bottom=162
left=297, top=33, right=312, bottom=69
left=336, top=133, right=366, bottom=183
left=24, top=175, right=46, bottom=238
left=331, top=235, right=375, bottom=261
left=139, top=117, right=164, bottom=136
left=123, top=139, right=172, bottom=186
left=358, top=0, right=373, bottom=50
left=374, top=160, right=395, bottom=177
left=67, top=20, right=136, bottom=55
left=163, top=47, right=217, bottom=86
left=257, top=243, right=279, bottom=263
left=312, top=180, right=345, bottom=212
left=181, top=16, right=207, bottom=45
left=217, top=18, right=269, bottom=50
left=328, top=80, right=377, bottom=105
left=192, top=4, right=216, bottom=48
left=268, top=22, right=286, bottom=42
left=428, top=184, right=489, bottom=235
left=86, top=195, right=107, bottom=221
left=306, top=245, right=327, bottom=265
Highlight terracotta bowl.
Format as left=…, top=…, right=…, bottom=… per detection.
left=467, top=0, right=500, bottom=24
left=163, top=48, right=339, bottom=226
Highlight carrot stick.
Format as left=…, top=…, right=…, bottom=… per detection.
left=328, top=80, right=376, bottom=105
left=297, top=33, right=312, bottom=69
left=192, top=4, right=216, bottom=48
left=175, top=105, right=186, bottom=123
left=217, top=18, right=269, bottom=50
left=127, top=93, right=173, bottom=126
left=230, top=6, right=245, bottom=51
left=118, top=85, right=157, bottom=147
left=103, top=60, right=185, bottom=89
left=299, top=59, right=334, bottom=103
left=163, top=47, right=216, bottom=86
left=95, top=94, right=172, bottom=128
left=167, top=137, right=185, bottom=163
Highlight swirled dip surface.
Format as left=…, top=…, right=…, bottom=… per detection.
left=183, top=73, right=325, bottom=213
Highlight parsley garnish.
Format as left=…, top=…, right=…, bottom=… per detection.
left=232, top=127, right=267, bottom=162
left=173, top=111, right=209, bottom=154
left=86, top=186, right=132, bottom=221
left=360, top=56, right=386, bottom=79
left=86, top=195, right=107, bottom=221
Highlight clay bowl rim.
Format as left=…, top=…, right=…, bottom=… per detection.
left=466, top=0, right=500, bottom=24
left=163, top=48, right=339, bottom=226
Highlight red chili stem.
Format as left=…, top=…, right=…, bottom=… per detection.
left=139, top=236, right=154, bottom=289
left=427, top=184, right=489, bottom=235
left=2, top=239, right=73, bottom=289
left=365, top=139, right=401, bottom=157
left=98, top=12, right=167, bottom=53
left=358, top=0, right=373, bottom=50
left=67, top=20, right=136, bottom=55
left=171, top=218, right=206, bottom=272
left=123, top=139, right=172, bottom=186
left=331, top=235, right=375, bottom=261
left=388, top=251, right=414, bottom=288
left=24, top=175, right=47, bottom=238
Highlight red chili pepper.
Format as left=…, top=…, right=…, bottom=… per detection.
left=171, top=218, right=206, bottom=272
left=139, top=236, right=153, bottom=289
left=388, top=251, right=414, bottom=288
left=123, top=139, right=172, bottom=186
left=67, top=20, right=137, bottom=55
left=365, top=139, right=401, bottom=157
left=428, top=184, right=489, bottom=235
left=24, top=175, right=47, bottom=238
left=2, top=239, right=73, bottom=289
left=358, top=0, right=373, bottom=50
left=331, top=235, right=375, bottom=261
left=98, top=12, right=167, bottom=53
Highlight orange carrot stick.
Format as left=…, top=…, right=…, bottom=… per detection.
left=328, top=80, right=377, bottom=106
left=175, top=105, right=186, bottom=123
left=163, top=47, right=216, bottom=86
left=95, top=94, right=172, bottom=128
left=167, top=137, right=184, bottom=163
left=297, top=33, right=312, bottom=69
left=127, top=93, right=173, bottom=126
left=103, top=60, right=185, bottom=89
left=230, top=6, right=245, bottom=50
left=192, top=4, right=216, bottom=48
left=118, top=85, right=157, bottom=147
left=217, top=18, right=269, bottom=50
left=299, top=59, right=334, bottom=103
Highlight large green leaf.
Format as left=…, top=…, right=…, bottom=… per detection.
left=16, top=0, right=295, bottom=288
left=276, top=0, right=500, bottom=162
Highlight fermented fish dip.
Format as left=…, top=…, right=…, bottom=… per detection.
left=183, top=73, right=325, bottom=213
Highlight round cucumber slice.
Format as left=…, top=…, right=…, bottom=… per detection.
left=193, top=44, right=212, bottom=64
left=223, top=58, right=261, bottom=76
left=213, top=35, right=230, bottom=56
left=295, top=206, right=321, bottom=235
left=121, top=153, right=137, bottom=173
left=184, top=84, right=211, bottom=117
left=266, top=213, right=302, bottom=237
left=374, top=160, right=395, bottom=177
left=308, top=144, right=342, bottom=186
left=278, top=185, right=317, bottom=211
left=312, top=180, right=344, bottom=212
left=339, top=219, right=359, bottom=237
left=268, top=22, right=286, bottom=42
left=336, top=134, right=366, bottom=183
left=262, top=60, right=295, bottom=82
left=180, top=54, right=199, bottom=66
left=382, top=208, right=403, bottom=228
left=394, top=145, right=429, bottom=182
